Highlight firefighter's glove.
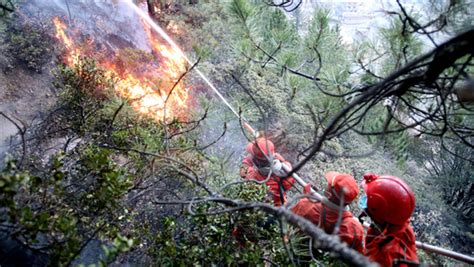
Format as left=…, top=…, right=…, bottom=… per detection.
left=271, top=159, right=283, bottom=173
left=240, top=165, right=249, bottom=178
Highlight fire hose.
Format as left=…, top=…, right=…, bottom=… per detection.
left=125, top=2, right=474, bottom=263
left=244, top=123, right=474, bottom=264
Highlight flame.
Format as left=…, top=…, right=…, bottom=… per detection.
left=52, top=17, right=190, bottom=121
left=53, top=17, right=80, bottom=65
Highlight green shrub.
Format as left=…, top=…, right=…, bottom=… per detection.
left=0, top=146, right=133, bottom=265
left=5, top=18, right=52, bottom=72
left=52, top=58, right=115, bottom=135
left=145, top=182, right=291, bottom=265
left=0, top=0, right=14, bottom=17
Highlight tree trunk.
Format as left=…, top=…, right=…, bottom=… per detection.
left=447, top=183, right=473, bottom=220
left=146, top=0, right=156, bottom=16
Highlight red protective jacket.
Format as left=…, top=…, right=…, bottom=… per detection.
left=291, top=199, right=364, bottom=253
left=365, top=222, right=418, bottom=267
left=241, top=153, right=295, bottom=206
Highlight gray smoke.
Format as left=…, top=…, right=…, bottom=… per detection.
left=21, top=0, right=151, bottom=51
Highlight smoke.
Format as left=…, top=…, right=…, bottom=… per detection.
left=21, top=0, right=151, bottom=51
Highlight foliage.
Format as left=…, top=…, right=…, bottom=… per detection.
left=100, top=234, right=135, bottom=266
left=4, top=17, right=52, bottom=72
left=145, top=183, right=292, bottom=265
left=52, top=58, right=114, bottom=135
left=297, top=8, right=350, bottom=121
left=378, top=18, right=423, bottom=73
left=51, top=58, right=188, bottom=152
left=0, top=0, right=14, bottom=17
left=304, top=8, right=349, bottom=81
left=0, top=146, right=133, bottom=265
left=409, top=137, right=474, bottom=255
left=222, top=1, right=472, bottom=264
left=0, top=56, right=196, bottom=265
left=348, top=17, right=426, bottom=167
left=427, top=0, right=474, bottom=35
left=228, top=0, right=300, bottom=67
left=362, top=107, right=410, bottom=167
left=222, top=1, right=354, bottom=156
left=409, top=135, right=473, bottom=201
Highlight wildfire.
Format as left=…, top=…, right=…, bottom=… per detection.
left=52, top=17, right=190, bottom=121
left=53, top=17, right=80, bottom=65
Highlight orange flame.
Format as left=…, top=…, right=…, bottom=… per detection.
left=52, top=17, right=190, bottom=121
left=53, top=17, right=80, bottom=65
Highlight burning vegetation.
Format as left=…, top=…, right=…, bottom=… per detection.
left=52, top=16, right=190, bottom=121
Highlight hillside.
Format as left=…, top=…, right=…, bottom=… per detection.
left=0, top=0, right=473, bottom=266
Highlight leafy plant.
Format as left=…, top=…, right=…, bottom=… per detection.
left=0, top=145, right=134, bottom=265
left=145, top=182, right=291, bottom=265
left=50, top=58, right=116, bottom=137
left=5, top=17, right=52, bottom=71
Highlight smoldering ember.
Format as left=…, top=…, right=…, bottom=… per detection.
left=0, top=0, right=472, bottom=266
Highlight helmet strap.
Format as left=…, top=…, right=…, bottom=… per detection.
left=368, top=214, right=389, bottom=234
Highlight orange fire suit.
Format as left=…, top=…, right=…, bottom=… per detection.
left=240, top=153, right=295, bottom=206
left=365, top=221, right=418, bottom=267
left=291, top=199, right=364, bottom=253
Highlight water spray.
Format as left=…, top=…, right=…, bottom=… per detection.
left=122, top=1, right=474, bottom=264
left=124, top=0, right=241, bottom=120
left=124, top=0, right=329, bottom=223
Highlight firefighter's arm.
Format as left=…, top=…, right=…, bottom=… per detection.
left=239, top=165, right=249, bottom=178
left=240, top=156, right=253, bottom=178
left=290, top=198, right=312, bottom=218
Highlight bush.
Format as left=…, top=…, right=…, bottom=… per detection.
left=50, top=58, right=115, bottom=136
left=144, top=183, right=292, bottom=266
left=0, top=0, right=14, bottom=17
left=0, top=147, right=133, bottom=265
left=5, top=17, right=52, bottom=72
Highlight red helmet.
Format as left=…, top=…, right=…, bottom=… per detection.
left=324, top=171, right=359, bottom=204
left=361, top=173, right=415, bottom=226
left=246, top=138, right=274, bottom=160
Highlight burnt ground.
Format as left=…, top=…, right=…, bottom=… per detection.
left=0, top=37, right=57, bottom=163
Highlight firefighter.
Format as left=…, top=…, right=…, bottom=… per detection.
left=291, top=171, right=364, bottom=253
left=359, top=173, right=419, bottom=267
left=240, top=137, right=295, bottom=206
